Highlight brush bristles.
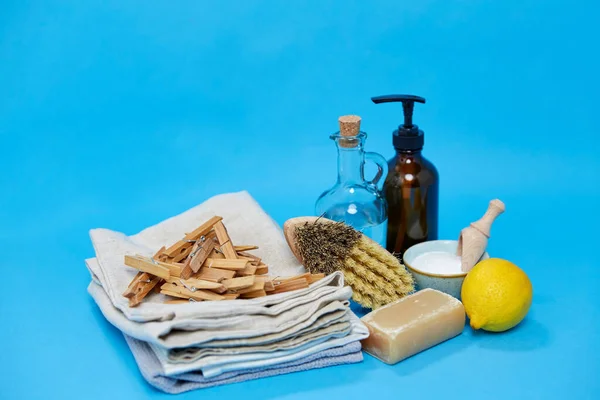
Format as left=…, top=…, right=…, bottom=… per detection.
left=348, top=237, right=415, bottom=309
left=296, top=221, right=361, bottom=275
left=295, top=220, right=415, bottom=309
left=354, top=237, right=415, bottom=289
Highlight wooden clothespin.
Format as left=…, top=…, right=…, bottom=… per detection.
left=155, top=260, right=183, bottom=277
left=123, top=272, right=162, bottom=307
left=122, top=216, right=330, bottom=306
left=237, top=264, right=258, bottom=276
left=234, top=245, right=259, bottom=252
left=240, top=290, right=267, bottom=299
left=230, top=279, right=265, bottom=295
left=213, top=221, right=238, bottom=259
left=202, top=258, right=249, bottom=271
left=180, top=235, right=217, bottom=279
left=153, top=246, right=169, bottom=262
left=164, top=276, right=227, bottom=293
left=222, top=276, right=256, bottom=291
left=236, top=251, right=261, bottom=266
left=208, top=248, right=225, bottom=259
left=255, top=264, right=269, bottom=275
left=194, top=267, right=236, bottom=282
left=123, top=271, right=148, bottom=297
left=255, top=276, right=275, bottom=292
left=124, top=255, right=171, bottom=279
left=272, top=274, right=310, bottom=294
left=164, top=299, right=195, bottom=305
left=164, top=216, right=223, bottom=262
left=160, top=282, right=225, bottom=301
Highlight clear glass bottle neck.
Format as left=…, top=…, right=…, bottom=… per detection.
left=336, top=145, right=364, bottom=184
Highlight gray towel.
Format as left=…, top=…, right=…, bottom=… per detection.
left=86, top=191, right=368, bottom=392
left=87, top=276, right=359, bottom=349
left=124, top=335, right=363, bottom=394
left=89, top=280, right=369, bottom=377
left=167, top=318, right=352, bottom=363
left=151, top=318, right=366, bottom=377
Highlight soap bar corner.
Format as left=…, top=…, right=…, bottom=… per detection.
left=360, top=289, right=466, bottom=365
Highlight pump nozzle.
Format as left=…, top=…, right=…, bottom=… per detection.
left=371, top=94, right=427, bottom=151
left=371, top=95, right=425, bottom=129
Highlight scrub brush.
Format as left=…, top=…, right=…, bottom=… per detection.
left=284, top=216, right=415, bottom=309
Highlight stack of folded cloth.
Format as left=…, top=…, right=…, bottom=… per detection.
left=85, top=191, right=369, bottom=394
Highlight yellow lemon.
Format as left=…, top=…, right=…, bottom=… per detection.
left=461, top=258, right=533, bottom=332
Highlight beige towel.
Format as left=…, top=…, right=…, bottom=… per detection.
left=85, top=190, right=369, bottom=382
left=168, top=319, right=352, bottom=363
left=88, top=279, right=368, bottom=377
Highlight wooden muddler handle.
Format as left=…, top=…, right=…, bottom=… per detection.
left=470, top=199, right=505, bottom=238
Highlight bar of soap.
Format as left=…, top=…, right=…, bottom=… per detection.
left=360, top=288, right=465, bottom=364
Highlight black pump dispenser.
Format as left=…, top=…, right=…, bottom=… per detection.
left=371, top=94, right=426, bottom=151
left=370, top=93, right=438, bottom=257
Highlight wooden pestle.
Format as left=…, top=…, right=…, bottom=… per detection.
left=457, top=199, right=505, bottom=273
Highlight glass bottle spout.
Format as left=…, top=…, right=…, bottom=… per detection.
left=315, top=115, right=389, bottom=246
left=330, top=131, right=387, bottom=189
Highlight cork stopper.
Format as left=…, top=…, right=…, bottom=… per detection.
left=338, top=115, right=361, bottom=148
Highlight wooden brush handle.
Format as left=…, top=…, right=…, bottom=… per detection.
left=470, top=199, right=505, bottom=238
left=284, top=216, right=333, bottom=263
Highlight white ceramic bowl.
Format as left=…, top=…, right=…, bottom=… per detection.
left=403, top=240, right=490, bottom=299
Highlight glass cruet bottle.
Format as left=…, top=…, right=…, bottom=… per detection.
left=315, top=115, right=389, bottom=246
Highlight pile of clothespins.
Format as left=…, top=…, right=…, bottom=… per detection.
left=122, top=216, right=325, bottom=306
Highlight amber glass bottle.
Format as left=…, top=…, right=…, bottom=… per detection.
left=371, top=95, right=439, bottom=258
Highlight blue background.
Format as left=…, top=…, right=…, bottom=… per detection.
left=1, top=1, right=599, bottom=399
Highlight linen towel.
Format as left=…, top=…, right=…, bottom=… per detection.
left=86, top=190, right=368, bottom=392
left=182, top=307, right=350, bottom=350
left=124, top=334, right=363, bottom=394
left=167, top=315, right=351, bottom=362
left=88, top=191, right=309, bottom=322
left=87, top=275, right=355, bottom=349
left=90, top=279, right=366, bottom=379
left=87, top=256, right=346, bottom=326
left=150, top=316, right=368, bottom=377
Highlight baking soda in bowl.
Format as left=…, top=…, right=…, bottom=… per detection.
left=411, top=251, right=463, bottom=275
